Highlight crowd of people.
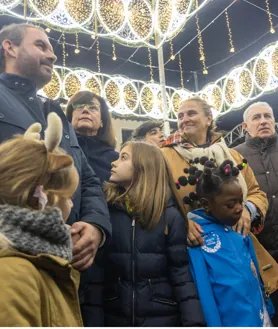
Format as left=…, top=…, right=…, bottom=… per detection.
left=0, top=22, right=278, bottom=327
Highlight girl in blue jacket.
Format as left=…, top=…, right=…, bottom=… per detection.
left=183, top=157, right=273, bottom=326
left=103, top=141, right=205, bottom=327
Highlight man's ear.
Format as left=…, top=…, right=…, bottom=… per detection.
left=2, top=39, right=18, bottom=59
left=242, top=122, right=248, bottom=132
left=200, top=197, right=211, bottom=213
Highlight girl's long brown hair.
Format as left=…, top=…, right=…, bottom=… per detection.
left=104, top=141, right=188, bottom=231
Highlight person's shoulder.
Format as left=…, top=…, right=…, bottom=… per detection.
left=233, top=141, right=248, bottom=152
left=0, top=254, right=41, bottom=282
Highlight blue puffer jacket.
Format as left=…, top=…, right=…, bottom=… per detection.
left=188, top=209, right=274, bottom=327
left=104, top=200, right=206, bottom=327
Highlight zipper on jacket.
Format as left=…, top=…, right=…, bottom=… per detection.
left=132, top=218, right=136, bottom=326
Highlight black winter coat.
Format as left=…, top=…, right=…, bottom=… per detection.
left=104, top=201, right=205, bottom=327
left=77, top=135, right=119, bottom=184
left=235, top=134, right=278, bottom=261
left=76, top=135, right=118, bottom=326
left=0, top=73, right=112, bottom=326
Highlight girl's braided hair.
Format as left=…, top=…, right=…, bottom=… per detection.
left=175, top=156, right=247, bottom=206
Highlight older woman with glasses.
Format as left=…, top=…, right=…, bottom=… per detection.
left=66, top=91, right=118, bottom=327
left=66, top=91, right=118, bottom=184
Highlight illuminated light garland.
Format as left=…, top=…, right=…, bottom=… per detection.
left=85, top=76, right=101, bottom=95
left=30, top=0, right=59, bottom=16
left=98, top=0, right=125, bottom=33
left=254, top=58, right=269, bottom=89
left=42, top=69, right=62, bottom=99
left=169, top=40, right=175, bottom=60
left=157, top=0, right=173, bottom=35
left=64, top=72, right=81, bottom=98
left=148, top=47, right=154, bottom=83
left=104, top=79, right=121, bottom=107
left=74, top=33, right=80, bottom=54
left=96, top=38, right=101, bottom=73
left=266, top=0, right=275, bottom=34
left=195, top=3, right=208, bottom=75
left=64, top=0, right=93, bottom=24
left=272, top=46, right=278, bottom=77
left=37, top=41, right=278, bottom=121
left=61, top=32, right=66, bottom=75
left=225, top=9, right=235, bottom=53
left=178, top=53, right=184, bottom=88
left=112, top=41, right=117, bottom=61
left=1, top=0, right=209, bottom=48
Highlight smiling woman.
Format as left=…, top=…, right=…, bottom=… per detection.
left=161, top=96, right=267, bottom=247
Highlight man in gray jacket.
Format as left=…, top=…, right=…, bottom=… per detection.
left=235, top=102, right=278, bottom=261
left=235, top=102, right=278, bottom=325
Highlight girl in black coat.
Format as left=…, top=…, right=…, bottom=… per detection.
left=103, top=141, right=205, bottom=327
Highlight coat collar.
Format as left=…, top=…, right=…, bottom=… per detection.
left=245, top=133, right=278, bottom=149
left=0, top=73, right=37, bottom=95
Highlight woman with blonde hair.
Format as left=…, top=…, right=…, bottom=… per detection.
left=161, top=96, right=278, bottom=299
left=103, top=141, right=205, bottom=327
left=0, top=113, right=82, bottom=326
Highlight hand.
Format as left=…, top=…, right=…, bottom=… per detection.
left=66, top=224, right=81, bottom=245
left=233, top=207, right=251, bottom=237
left=70, top=222, right=102, bottom=272
left=187, top=219, right=204, bottom=247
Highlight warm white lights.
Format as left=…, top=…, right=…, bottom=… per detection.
left=0, top=0, right=209, bottom=48
left=38, top=41, right=278, bottom=121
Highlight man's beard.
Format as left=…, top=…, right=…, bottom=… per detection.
left=17, top=51, right=52, bottom=89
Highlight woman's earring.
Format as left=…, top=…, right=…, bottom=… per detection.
left=100, top=120, right=103, bottom=128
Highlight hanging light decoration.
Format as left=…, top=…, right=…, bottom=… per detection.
left=178, top=53, right=184, bottom=88
left=74, top=33, right=80, bottom=54
left=61, top=32, right=66, bottom=77
left=266, top=0, right=275, bottom=34
left=96, top=38, right=101, bottom=73
left=112, top=41, right=117, bottom=61
left=225, top=9, right=235, bottom=53
left=148, top=47, right=154, bottom=83
left=169, top=40, right=175, bottom=60
left=195, top=9, right=207, bottom=74
left=1, top=0, right=209, bottom=48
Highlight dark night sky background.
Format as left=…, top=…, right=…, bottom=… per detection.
left=0, top=0, right=278, bottom=130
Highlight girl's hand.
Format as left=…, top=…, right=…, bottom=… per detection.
left=187, top=219, right=204, bottom=247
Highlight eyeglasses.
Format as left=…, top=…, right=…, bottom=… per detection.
left=72, top=103, right=100, bottom=112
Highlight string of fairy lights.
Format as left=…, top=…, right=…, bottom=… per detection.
left=0, top=0, right=210, bottom=48
left=38, top=40, right=278, bottom=121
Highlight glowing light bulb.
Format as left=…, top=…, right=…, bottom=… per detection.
left=75, top=49, right=80, bottom=54
left=203, top=69, right=208, bottom=75
left=170, top=55, right=175, bottom=60
left=270, top=28, right=275, bottom=34
left=91, top=34, right=95, bottom=39
left=45, top=28, right=51, bottom=33
left=112, top=56, right=117, bottom=61
left=230, top=47, right=235, bottom=53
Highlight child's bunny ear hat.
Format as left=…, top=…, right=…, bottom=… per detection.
left=24, top=112, right=63, bottom=152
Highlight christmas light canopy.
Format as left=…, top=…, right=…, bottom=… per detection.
left=0, top=0, right=210, bottom=48
left=38, top=40, right=278, bottom=120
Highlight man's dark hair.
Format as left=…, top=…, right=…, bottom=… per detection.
left=133, top=120, right=163, bottom=140
left=0, top=23, right=43, bottom=73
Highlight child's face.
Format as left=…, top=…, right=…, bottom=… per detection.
left=110, top=145, right=134, bottom=190
left=56, top=197, right=74, bottom=221
left=55, top=168, right=79, bottom=221
left=203, top=180, right=244, bottom=226
left=145, top=127, right=165, bottom=147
